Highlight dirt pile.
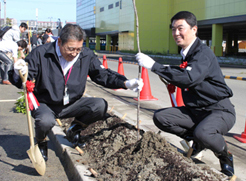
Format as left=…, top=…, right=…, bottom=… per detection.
left=61, top=113, right=227, bottom=181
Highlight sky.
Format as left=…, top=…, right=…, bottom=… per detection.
left=0, top=0, right=76, bottom=25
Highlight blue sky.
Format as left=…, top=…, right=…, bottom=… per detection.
left=1, top=0, right=76, bottom=25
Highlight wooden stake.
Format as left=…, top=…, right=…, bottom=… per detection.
left=229, top=175, right=237, bottom=181
left=186, top=147, right=194, bottom=158
left=109, top=106, right=114, bottom=112
left=56, top=119, right=62, bottom=126
left=132, top=0, right=141, bottom=141
left=89, top=168, right=98, bottom=178
left=75, top=146, right=84, bottom=156
left=121, top=113, right=127, bottom=119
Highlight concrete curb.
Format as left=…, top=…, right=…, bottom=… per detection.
left=49, top=124, right=95, bottom=181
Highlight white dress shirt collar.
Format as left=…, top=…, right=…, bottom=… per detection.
left=180, top=37, right=197, bottom=60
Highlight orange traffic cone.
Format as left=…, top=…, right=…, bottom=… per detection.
left=233, top=119, right=246, bottom=143
left=118, top=57, right=125, bottom=76
left=114, top=57, right=125, bottom=91
left=103, top=55, right=108, bottom=69
left=176, top=87, right=184, bottom=106
left=134, top=67, right=157, bottom=101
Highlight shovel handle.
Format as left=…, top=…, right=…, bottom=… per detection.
left=19, top=64, right=35, bottom=147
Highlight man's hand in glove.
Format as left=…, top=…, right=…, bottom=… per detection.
left=135, top=53, right=155, bottom=70
left=125, top=78, right=144, bottom=92
left=14, top=59, right=27, bottom=76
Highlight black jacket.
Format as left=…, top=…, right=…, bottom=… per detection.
left=30, top=35, right=38, bottom=45
left=9, top=41, right=127, bottom=105
left=151, top=38, right=233, bottom=108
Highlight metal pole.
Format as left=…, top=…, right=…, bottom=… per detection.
left=4, top=0, right=6, bottom=26
left=36, top=8, right=38, bottom=32
left=48, top=17, right=52, bottom=28
left=0, top=3, right=1, bottom=27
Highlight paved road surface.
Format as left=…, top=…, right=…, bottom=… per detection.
left=0, top=84, right=69, bottom=181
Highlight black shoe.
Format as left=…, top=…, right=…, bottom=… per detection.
left=66, top=123, right=84, bottom=147
left=191, top=141, right=205, bottom=157
left=214, top=145, right=234, bottom=176
left=37, top=140, right=48, bottom=161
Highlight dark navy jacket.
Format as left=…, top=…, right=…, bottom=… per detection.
left=151, top=38, right=233, bottom=108
left=9, top=41, right=127, bottom=105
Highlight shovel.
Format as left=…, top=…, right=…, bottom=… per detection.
left=19, top=64, right=46, bottom=176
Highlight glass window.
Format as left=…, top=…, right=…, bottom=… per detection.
left=108, top=4, right=113, bottom=9
left=100, top=7, right=104, bottom=12
left=116, top=2, right=119, bottom=7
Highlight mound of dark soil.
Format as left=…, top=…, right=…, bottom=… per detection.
left=61, top=113, right=227, bottom=181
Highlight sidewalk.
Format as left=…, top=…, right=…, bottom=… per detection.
left=50, top=78, right=246, bottom=181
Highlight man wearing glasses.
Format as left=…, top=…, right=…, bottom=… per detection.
left=9, top=24, right=143, bottom=162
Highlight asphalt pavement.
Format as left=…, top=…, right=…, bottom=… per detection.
left=0, top=83, right=69, bottom=180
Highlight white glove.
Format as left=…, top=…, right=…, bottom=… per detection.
left=125, top=78, right=144, bottom=92
left=135, top=53, right=155, bottom=70
left=14, top=59, right=27, bottom=76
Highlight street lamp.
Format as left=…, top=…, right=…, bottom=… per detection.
left=48, top=17, right=52, bottom=28
left=4, top=0, right=6, bottom=26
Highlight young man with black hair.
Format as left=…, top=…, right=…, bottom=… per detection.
left=136, top=11, right=235, bottom=177
left=0, top=40, right=27, bottom=84
left=1, top=22, right=28, bottom=42
left=9, top=24, right=143, bottom=162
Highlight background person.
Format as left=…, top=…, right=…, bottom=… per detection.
left=136, top=11, right=235, bottom=177
left=2, top=22, right=28, bottom=59
left=45, top=28, right=55, bottom=42
left=0, top=40, right=27, bottom=84
left=41, top=34, right=51, bottom=44
left=10, top=24, right=143, bottom=162
left=37, top=33, right=42, bottom=46
left=1, top=22, right=28, bottom=42
left=30, top=32, right=38, bottom=49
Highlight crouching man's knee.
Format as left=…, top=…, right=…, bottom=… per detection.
left=35, top=118, right=56, bottom=138
left=153, top=110, right=169, bottom=130
left=96, top=98, right=108, bottom=118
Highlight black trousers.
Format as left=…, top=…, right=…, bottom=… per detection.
left=31, top=97, right=108, bottom=140
left=153, top=98, right=235, bottom=153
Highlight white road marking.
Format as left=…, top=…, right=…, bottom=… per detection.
left=0, top=99, right=17, bottom=102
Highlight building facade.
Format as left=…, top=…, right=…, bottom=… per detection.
left=0, top=18, right=17, bottom=27
left=76, top=0, right=96, bottom=48
left=77, top=0, right=246, bottom=56
left=20, top=20, right=63, bottom=32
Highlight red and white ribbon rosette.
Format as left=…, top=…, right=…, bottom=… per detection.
left=179, top=61, right=189, bottom=91
left=180, top=61, right=188, bottom=69
left=26, top=80, right=40, bottom=110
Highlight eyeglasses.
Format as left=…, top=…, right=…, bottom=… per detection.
left=64, top=46, right=83, bottom=53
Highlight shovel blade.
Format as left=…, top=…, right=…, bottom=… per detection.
left=27, top=144, right=46, bottom=176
